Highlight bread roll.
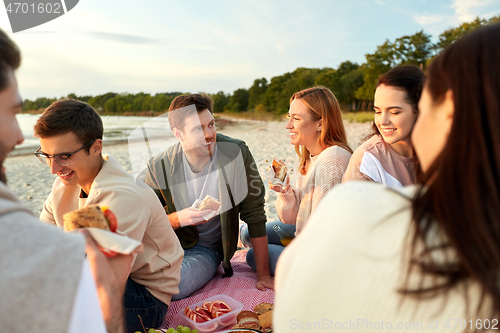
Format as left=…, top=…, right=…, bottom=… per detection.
left=63, top=205, right=109, bottom=232
left=198, top=195, right=220, bottom=211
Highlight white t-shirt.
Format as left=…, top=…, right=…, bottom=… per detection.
left=182, top=150, right=222, bottom=249
left=343, top=135, right=415, bottom=187
left=68, top=260, right=107, bottom=333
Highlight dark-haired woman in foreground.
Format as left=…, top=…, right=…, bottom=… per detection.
left=275, top=23, right=500, bottom=332
left=343, top=65, right=424, bottom=187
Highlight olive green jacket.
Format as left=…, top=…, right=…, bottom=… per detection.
left=143, top=133, right=267, bottom=276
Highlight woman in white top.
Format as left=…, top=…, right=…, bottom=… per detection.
left=242, top=86, right=352, bottom=274
left=343, top=66, right=424, bottom=187
left=274, top=24, right=500, bottom=332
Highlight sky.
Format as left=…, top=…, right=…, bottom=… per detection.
left=0, top=0, right=498, bottom=100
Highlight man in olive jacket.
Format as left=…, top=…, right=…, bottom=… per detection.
left=142, top=93, right=273, bottom=300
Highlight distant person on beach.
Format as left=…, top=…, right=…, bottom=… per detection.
left=0, top=29, right=132, bottom=333
left=343, top=65, right=424, bottom=187
left=274, top=24, right=500, bottom=332
left=34, top=100, right=184, bottom=333
left=142, top=93, right=273, bottom=300
left=241, top=86, right=352, bottom=275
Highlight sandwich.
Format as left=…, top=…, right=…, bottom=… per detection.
left=63, top=205, right=117, bottom=233
left=253, top=302, right=273, bottom=315
left=272, top=159, right=287, bottom=183
left=197, top=195, right=221, bottom=211
left=232, top=310, right=261, bottom=331
left=258, top=309, right=273, bottom=332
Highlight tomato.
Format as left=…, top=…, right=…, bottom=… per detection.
left=195, top=306, right=212, bottom=321
left=202, top=301, right=211, bottom=311
left=102, top=207, right=118, bottom=233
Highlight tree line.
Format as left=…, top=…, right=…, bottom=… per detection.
left=22, top=15, right=499, bottom=115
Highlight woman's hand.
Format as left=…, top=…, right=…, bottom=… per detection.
left=268, top=175, right=290, bottom=193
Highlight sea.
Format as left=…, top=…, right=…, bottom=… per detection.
left=13, top=113, right=174, bottom=156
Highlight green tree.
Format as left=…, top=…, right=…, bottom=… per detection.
left=355, top=40, right=395, bottom=102
left=436, top=17, right=486, bottom=53
left=248, top=78, right=268, bottom=110
left=263, top=68, right=320, bottom=114
left=393, top=30, right=433, bottom=68
left=212, top=91, right=229, bottom=113
left=227, top=88, right=249, bottom=112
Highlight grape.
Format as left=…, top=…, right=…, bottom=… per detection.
left=192, top=330, right=199, bottom=333
left=166, top=328, right=174, bottom=333
left=181, top=327, right=191, bottom=333
left=172, top=331, right=179, bottom=333
left=177, top=325, right=184, bottom=331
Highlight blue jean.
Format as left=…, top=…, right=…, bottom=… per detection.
left=124, top=278, right=168, bottom=333
left=241, top=220, right=296, bottom=276
left=172, top=243, right=223, bottom=301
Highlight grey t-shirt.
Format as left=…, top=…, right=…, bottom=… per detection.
left=182, top=150, right=222, bottom=249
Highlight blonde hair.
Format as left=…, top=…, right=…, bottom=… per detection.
left=290, top=86, right=352, bottom=175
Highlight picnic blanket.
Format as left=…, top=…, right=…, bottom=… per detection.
left=160, top=249, right=275, bottom=331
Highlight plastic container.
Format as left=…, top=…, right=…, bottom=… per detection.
left=178, top=294, right=244, bottom=332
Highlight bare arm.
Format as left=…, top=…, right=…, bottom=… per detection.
left=250, top=235, right=274, bottom=290
left=167, top=208, right=212, bottom=230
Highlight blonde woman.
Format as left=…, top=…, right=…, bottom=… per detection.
left=242, top=86, right=352, bottom=274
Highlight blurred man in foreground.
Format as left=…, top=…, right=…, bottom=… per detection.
left=0, top=29, right=131, bottom=333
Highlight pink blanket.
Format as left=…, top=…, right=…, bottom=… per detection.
left=160, top=249, right=275, bottom=331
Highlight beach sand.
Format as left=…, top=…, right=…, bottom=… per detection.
left=3, top=120, right=371, bottom=220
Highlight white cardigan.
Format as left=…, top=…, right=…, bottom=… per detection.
left=276, top=145, right=352, bottom=234
left=275, top=182, right=487, bottom=333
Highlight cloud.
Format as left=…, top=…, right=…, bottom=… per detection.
left=451, top=0, right=496, bottom=22
left=85, top=31, right=163, bottom=45
left=414, top=14, right=446, bottom=25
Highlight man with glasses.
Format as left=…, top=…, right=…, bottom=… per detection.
left=34, top=99, right=184, bottom=333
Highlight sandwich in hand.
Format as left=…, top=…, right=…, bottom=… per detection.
left=197, top=195, right=221, bottom=212
left=272, top=158, right=287, bottom=183
left=63, top=205, right=117, bottom=233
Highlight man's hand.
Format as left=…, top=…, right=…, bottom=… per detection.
left=168, top=207, right=211, bottom=229
left=256, top=274, right=274, bottom=291
left=250, top=235, right=275, bottom=291
left=81, top=229, right=141, bottom=333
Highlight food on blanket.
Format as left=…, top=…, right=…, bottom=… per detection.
left=183, top=299, right=232, bottom=323
left=258, top=309, right=273, bottom=332
left=208, top=299, right=232, bottom=318
left=253, top=302, right=274, bottom=315
left=146, top=326, right=198, bottom=333
left=271, top=158, right=287, bottom=182
left=232, top=310, right=261, bottom=330
left=196, top=195, right=220, bottom=212
left=63, top=205, right=117, bottom=232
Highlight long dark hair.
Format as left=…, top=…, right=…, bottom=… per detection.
left=365, top=65, right=425, bottom=181
left=369, top=65, right=425, bottom=137
left=404, top=23, right=500, bottom=321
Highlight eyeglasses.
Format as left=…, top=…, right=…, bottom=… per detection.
left=34, top=140, right=96, bottom=167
